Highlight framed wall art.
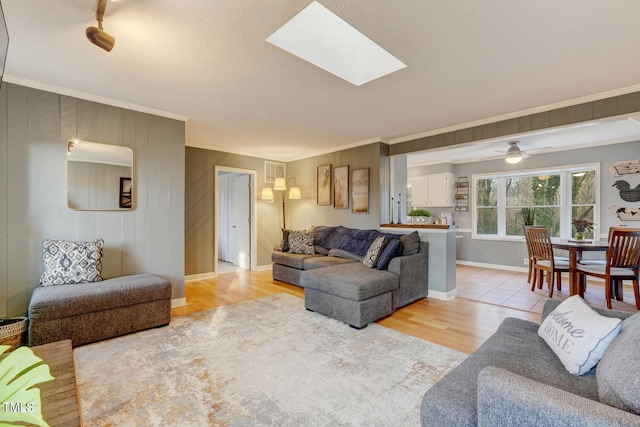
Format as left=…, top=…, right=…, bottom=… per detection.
left=317, top=164, right=331, bottom=206
left=333, top=165, right=349, bottom=209
left=351, top=168, right=369, bottom=214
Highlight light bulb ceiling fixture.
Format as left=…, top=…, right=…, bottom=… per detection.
left=505, top=141, right=524, bottom=164
left=86, top=0, right=115, bottom=52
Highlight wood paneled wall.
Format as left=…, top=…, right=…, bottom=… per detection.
left=0, top=83, right=185, bottom=317
left=185, top=148, right=281, bottom=275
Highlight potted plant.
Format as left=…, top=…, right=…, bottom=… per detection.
left=519, top=207, right=536, bottom=226
left=408, top=208, right=432, bottom=224
left=572, top=218, right=594, bottom=241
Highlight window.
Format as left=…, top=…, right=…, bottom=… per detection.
left=472, top=164, right=599, bottom=240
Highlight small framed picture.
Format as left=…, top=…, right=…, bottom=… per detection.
left=119, top=177, right=132, bottom=208
left=333, top=165, right=349, bottom=209
left=351, top=168, right=369, bottom=214
left=317, top=165, right=331, bottom=206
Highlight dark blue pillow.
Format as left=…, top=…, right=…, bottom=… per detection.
left=376, top=239, right=403, bottom=270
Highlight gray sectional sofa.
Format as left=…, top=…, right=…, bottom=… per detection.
left=421, top=299, right=640, bottom=426
left=28, top=273, right=172, bottom=347
left=272, top=226, right=428, bottom=328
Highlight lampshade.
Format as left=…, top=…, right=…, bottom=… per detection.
left=289, top=187, right=301, bottom=199
left=505, top=142, right=523, bottom=164
left=273, top=177, right=287, bottom=190
left=261, top=187, right=274, bottom=200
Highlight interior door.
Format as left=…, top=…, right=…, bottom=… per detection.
left=232, top=174, right=251, bottom=269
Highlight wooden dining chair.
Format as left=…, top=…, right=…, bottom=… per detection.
left=577, top=229, right=640, bottom=309
left=526, top=227, right=570, bottom=297
left=524, top=226, right=543, bottom=284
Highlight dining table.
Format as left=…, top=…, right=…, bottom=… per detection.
left=552, top=239, right=610, bottom=296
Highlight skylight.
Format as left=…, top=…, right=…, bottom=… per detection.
left=267, top=1, right=407, bottom=86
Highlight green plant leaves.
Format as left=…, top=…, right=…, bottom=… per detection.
left=0, top=345, right=55, bottom=427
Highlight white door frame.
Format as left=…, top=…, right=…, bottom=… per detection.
left=214, top=166, right=257, bottom=273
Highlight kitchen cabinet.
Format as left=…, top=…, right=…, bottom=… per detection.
left=408, top=173, right=453, bottom=207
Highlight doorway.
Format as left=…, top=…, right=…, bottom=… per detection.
left=214, top=166, right=257, bottom=275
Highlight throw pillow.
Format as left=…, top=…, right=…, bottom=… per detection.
left=400, top=231, right=420, bottom=256
left=362, top=236, right=388, bottom=268
left=288, top=230, right=314, bottom=254
left=281, top=229, right=291, bottom=252
left=377, top=239, right=403, bottom=270
left=538, top=295, right=622, bottom=375
left=40, top=238, right=105, bottom=286
left=597, top=311, right=640, bottom=414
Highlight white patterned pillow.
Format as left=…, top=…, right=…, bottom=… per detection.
left=288, top=231, right=314, bottom=254
left=40, top=239, right=105, bottom=286
left=362, top=236, right=388, bottom=268
left=538, top=295, right=621, bottom=375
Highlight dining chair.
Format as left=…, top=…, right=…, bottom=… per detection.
left=577, top=229, right=640, bottom=309
left=523, top=226, right=545, bottom=284
left=524, top=226, right=569, bottom=285
left=526, top=227, right=570, bottom=297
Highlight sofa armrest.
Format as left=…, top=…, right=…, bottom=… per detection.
left=388, top=241, right=428, bottom=309
left=477, top=366, right=640, bottom=427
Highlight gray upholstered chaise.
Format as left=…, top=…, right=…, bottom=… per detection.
left=421, top=299, right=640, bottom=426
left=28, top=273, right=171, bottom=347
left=302, top=242, right=428, bottom=329
left=272, top=226, right=429, bottom=329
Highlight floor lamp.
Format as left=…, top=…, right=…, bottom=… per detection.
left=272, top=177, right=301, bottom=230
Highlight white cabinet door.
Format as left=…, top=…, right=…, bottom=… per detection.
left=409, top=176, right=429, bottom=207
left=409, top=173, right=453, bottom=208
left=428, top=173, right=451, bottom=206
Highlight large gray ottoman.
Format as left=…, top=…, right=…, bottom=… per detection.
left=28, top=273, right=171, bottom=347
left=301, top=263, right=399, bottom=329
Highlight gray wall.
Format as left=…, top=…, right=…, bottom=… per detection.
left=185, top=148, right=281, bottom=274
left=0, top=83, right=185, bottom=317
left=184, top=142, right=390, bottom=275
left=409, top=140, right=640, bottom=268
left=286, top=142, right=388, bottom=231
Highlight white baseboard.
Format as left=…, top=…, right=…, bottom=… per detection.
left=428, top=289, right=458, bottom=301
left=185, top=272, right=217, bottom=282
left=171, top=297, right=187, bottom=308
left=254, top=264, right=273, bottom=272
left=457, top=260, right=528, bottom=273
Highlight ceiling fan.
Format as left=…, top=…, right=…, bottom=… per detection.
left=483, top=141, right=553, bottom=164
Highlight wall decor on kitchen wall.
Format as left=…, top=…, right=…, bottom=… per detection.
left=609, top=159, right=640, bottom=221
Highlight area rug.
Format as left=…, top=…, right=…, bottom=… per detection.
left=74, top=293, right=466, bottom=426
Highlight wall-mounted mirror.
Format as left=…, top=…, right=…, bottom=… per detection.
left=66, top=139, right=134, bottom=210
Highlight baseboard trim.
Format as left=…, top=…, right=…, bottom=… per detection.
left=171, top=297, right=187, bottom=308
left=185, top=272, right=216, bottom=282
left=254, top=264, right=273, bottom=272
left=428, top=289, right=457, bottom=301
left=457, top=260, right=528, bottom=273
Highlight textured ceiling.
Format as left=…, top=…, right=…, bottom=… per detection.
left=3, top=0, right=640, bottom=161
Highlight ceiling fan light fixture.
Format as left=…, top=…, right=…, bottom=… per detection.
left=505, top=141, right=523, bottom=164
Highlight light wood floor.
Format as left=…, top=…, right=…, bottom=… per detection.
left=172, top=267, right=542, bottom=355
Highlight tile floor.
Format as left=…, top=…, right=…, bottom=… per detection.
left=456, top=264, right=639, bottom=314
